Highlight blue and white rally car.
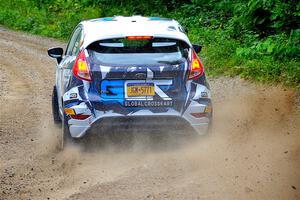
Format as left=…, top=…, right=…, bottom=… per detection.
left=48, top=16, right=212, bottom=147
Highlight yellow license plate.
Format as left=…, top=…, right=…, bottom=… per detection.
left=127, top=84, right=155, bottom=97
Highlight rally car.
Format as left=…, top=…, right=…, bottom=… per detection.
left=48, top=16, right=213, bottom=148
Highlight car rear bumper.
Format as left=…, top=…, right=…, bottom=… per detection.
left=68, top=115, right=211, bottom=138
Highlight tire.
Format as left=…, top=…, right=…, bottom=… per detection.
left=207, top=119, right=213, bottom=134
left=58, top=114, right=73, bottom=150
left=52, top=86, right=61, bottom=124
left=60, top=113, right=85, bottom=149
left=207, top=109, right=213, bottom=134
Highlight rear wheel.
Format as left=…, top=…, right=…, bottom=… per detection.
left=52, top=86, right=61, bottom=124
left=57, top=114, right=73, bottom=150
left=59, top=114, right=84, bottom=150
left=207, top=111, right=213, bottom=134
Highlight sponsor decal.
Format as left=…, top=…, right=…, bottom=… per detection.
left=70, top=93, right=77, bottom=99
left=124, top=100, right=173, bottom=107
left=201, top=92, right=208, bottom=97
left=100, top=80, right=124, bottom=99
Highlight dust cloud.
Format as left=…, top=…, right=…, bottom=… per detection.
left=0, top=28, right=299, bottom=199
left=37, top=81, right=300, bottom=200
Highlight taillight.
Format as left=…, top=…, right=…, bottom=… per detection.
left=73, top=50, right=92, bottom=81
left=188, top=50, right=204, bottom=80
left=191, top=113, right=207, bottom=118
left=70, top=114, right=91, bottom=120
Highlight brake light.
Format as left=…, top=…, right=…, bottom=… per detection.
left=188, top=50, right=204, bottom=80
left=70, top=114, right=91, bottom=120
left=126, top=36, right=153, bottom=40
left=73, top=50, right=92, bottom=81
left=191, top=113, right=207, bottom=118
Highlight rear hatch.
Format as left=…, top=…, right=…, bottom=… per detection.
left=86, top=37, right=190, bottom=113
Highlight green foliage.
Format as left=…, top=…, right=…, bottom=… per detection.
left=0, top=0, right=299, bottom=89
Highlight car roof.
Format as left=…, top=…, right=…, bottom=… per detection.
left=80, top=16, right=191, bottom=48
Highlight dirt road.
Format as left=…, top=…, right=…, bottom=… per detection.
left=0, top=28, right=299, bottom=200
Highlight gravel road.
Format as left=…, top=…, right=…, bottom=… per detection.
left=0, top=28, right=299, bottom=200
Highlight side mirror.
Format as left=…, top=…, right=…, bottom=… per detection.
left=192, top=44, right=202, bottom=54
left=48, top=47, right=63, bottom=63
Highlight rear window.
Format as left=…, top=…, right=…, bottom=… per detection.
left=87, top=37, right=189, bottom=65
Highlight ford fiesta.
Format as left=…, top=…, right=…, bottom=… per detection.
left=48, top=16, right=213, bottom=148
